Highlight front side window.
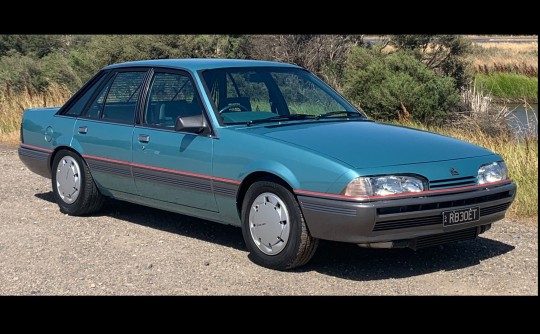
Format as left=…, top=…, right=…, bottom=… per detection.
left=201, top=67, right=363, bottom=125
left=143, top=72, right=203, bottom=128
left=85, top=71, right=147, bottom=123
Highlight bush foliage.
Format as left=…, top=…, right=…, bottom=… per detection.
left=0, top=34, right=477, bottom=125
left=343, top=47, right=461, bottom=124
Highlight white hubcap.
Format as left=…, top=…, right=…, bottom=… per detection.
left=56, top=156, right=81, bottom=204
left=249, top=192, right=290, bottom=255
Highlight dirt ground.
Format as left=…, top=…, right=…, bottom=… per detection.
left=0, top=146, right=537, bottom=295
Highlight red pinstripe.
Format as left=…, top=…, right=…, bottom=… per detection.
left=82, top=153, right=241, bottom=185
left=20, top=143, right=53, bottom=153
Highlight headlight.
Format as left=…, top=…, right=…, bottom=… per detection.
left=477, top=162, right=508, bottom=184
left=343, top=175, right=425, bottom=197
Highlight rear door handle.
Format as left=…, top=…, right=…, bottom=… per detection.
left=138, top=134, right=150, bottom=143
left=78, top=126, right=88, bottom=134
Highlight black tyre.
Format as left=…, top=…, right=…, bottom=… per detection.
left=241, top=180, right=319, bottom=270
left=51, top=150, right=104, bottom=215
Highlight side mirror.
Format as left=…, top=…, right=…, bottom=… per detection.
left=174, top=115, right=207, bottom=134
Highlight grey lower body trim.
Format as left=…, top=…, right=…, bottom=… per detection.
left=18, top=147, right=51, bottom=179
left=132, top=166, right=212, bottom=193
left=298, top=182, right=517, bottom=244
left=86, top=158, right=132, bottom=178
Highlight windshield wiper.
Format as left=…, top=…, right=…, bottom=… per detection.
left=316, top=111, right=365, bottom=119
left=246, top=114, right=315, bottom=126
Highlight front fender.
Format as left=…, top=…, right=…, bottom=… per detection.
left=239, top=160, right=300, bottom=189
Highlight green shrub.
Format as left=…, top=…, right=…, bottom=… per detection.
left=390, top=35, right=473, bottom=89
left=42, top=52, right=82, bottom=91
left=343, top=47, right=461, bottom=125
left=0, top=53, right=47, bottom=92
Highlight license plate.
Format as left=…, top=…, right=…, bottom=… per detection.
left=442, top=207, right=480, bottom=226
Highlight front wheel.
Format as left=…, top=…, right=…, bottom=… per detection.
left=51, top=150, right=104, bottom=216
left=241, top=180, right=319, bottom=270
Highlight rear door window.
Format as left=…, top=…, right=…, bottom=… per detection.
left=84, top=71, right=147, bottom=123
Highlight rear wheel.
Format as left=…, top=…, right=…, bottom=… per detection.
left=51, top=150, right=104, bottom=215
left=241, top=180, right=318, bottom=270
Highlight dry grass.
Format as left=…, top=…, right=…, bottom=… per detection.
left=397, top=120, right=538, bottom=219
left=0, top=84, right=72, bottom=146
left=470, top=42, right=538, bottom=76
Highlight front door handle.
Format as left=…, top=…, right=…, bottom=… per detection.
left=78, top=126, right=88, bottom=134
left=138, top=134, right=150, bottom=143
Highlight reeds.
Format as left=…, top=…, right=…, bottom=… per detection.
left=456, top=82, right=514, bottom=137
left=470, top=41, right=538, bottom=78
left=475, top=73, right=538, bottom=103
left=476, top=62, right=538, bottom=77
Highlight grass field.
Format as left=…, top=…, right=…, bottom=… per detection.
left=475, top=73, right=538, bottom=103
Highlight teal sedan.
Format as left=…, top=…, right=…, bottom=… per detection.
left=19, top=59, right=516, bottom=270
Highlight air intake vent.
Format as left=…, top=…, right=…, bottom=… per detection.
left=429, top=176, right=477, bottom=189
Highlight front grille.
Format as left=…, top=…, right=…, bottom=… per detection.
left=377, top=191, right=512, bottom=215
left=373, top=202, right=510, bottom=232
left=412, top=227, right=478, bottom=249
left=429, top=176, right=477, bottom=189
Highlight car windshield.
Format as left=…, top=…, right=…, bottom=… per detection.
left=200, top=66, right=366, bottom=125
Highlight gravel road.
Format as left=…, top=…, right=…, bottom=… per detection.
left=0, top=146, right=537, bottom=295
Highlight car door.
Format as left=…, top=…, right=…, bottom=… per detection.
left=73, top=70, right=148, bottom=195
left=132, top=70, right=218, bottom=212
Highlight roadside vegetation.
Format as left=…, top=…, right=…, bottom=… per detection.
left=469, top=41, right=538, bottom=103
left=0, top=84, right=70, bottom=144
left=475, top=73, right=537, bottom=103
left=0, top=34, right=537, bottom=218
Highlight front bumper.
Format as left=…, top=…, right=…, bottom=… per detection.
left=297, top=181, right=516, bottom=244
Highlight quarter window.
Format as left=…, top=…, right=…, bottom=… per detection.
left=63, top=72, right=107, bottom=117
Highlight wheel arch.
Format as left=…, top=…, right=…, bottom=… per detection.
left=49, top=146, right=86, bottom=175
left=236, top=171, right=295, bottom=217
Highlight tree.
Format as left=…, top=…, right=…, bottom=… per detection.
left=0, top=35, right=65, bottom=58
left=390, top=35, right=473, bottom=89
left=245, top=35, right=363, bottom=89
left=68, top=35, right=250, bottom=84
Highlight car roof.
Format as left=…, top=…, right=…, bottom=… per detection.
left=104, top=58, right=302, bottom=71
